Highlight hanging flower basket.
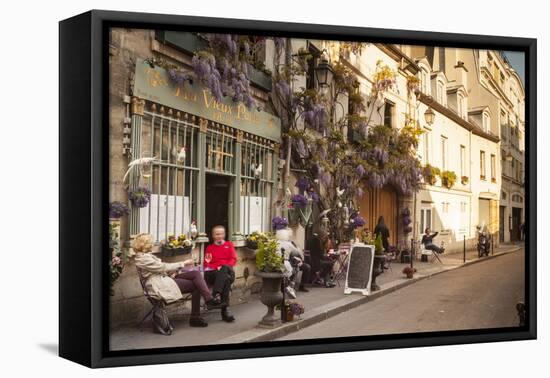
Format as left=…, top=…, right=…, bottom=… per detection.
left=287, top=207, right=301, bottom=226
left=271, top=216, right=289, bottom=231
left=128, top=186, right=152, bottom=208
left=109, top=201, right=130, bottom=219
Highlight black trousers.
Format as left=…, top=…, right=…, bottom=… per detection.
left=204, top=265, right=235, bottom=303
left=319, top=260, right=333, bottom=282
left=425, top=243, right=444, bottom=254
left=295, top=263, right=311, bottom=288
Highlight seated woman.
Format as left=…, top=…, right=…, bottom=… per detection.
left=421, top=227, right=445, bottom=254
left=133, top=233, right=222, bottom=328
left=308, top=231, right=336, bottom=288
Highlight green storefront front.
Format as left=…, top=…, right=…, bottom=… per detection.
left=127, top=59, right=282, bottom=245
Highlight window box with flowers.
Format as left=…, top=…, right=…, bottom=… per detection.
left=441, top=170, right=457, bottom=189
left=160, top=234, right=193, bottom=257
left=422, top=164, right=441, bottom=186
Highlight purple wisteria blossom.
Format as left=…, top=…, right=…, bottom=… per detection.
left=272, top=216, right=289, bottom=231
left=291, top=194, right=309, bottom=209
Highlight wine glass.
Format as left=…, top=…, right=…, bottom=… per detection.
left=204, top=252, right=212, bottom=264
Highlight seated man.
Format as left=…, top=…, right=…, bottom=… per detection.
left=309, top=231, right=336, bottom=288
left=133, top=234, right=222, bottom=328
left=421, top=227, right=445, bottom=254
left=276, top=228, right=311, bottom=293
left=204, top=225, right=237, bottom=322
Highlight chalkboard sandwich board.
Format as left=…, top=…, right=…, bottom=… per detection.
left=344, top=243, right=375, bottom=296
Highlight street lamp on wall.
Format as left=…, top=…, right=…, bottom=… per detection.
left=314, top=50, right=334, bottom=89
left=424, top=107, right=435, bottom=126
left=505, top=150, right=513, bottom=162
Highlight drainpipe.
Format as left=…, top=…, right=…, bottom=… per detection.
left=469, top=129, right=473, bottom=248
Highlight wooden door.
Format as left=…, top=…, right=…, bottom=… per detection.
left=358, top=185, right=398, bottom=247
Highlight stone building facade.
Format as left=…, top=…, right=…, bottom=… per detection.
left=108, top=29, right=521, bottom=326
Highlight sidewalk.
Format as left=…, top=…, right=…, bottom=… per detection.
left=109, top=242, right=523, bottom=350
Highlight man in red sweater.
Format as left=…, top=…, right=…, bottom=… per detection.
left=204, top=225, right=237, bottom=322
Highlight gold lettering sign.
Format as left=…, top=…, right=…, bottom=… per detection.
left=134, top=59, right=281, bottom=142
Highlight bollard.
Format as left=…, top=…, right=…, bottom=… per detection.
left=463, top=235, right=466, bottom=263
left=410, top=238, right=414, bottom=269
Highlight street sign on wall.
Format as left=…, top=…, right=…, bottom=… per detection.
left=344, top=243, right=375, bottom=296
left=133, top=59, right=282, bottom=143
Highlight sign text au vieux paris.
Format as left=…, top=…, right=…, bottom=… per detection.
left=133, top=59, right=281, bottom=143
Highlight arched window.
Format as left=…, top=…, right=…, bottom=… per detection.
left=421, top=67, right=430, bottom=95
left=482, top=112, right=491, bottom=132
left=436, top=80, right=446, bottom=105
left=458, top=92, right=468, bottom=119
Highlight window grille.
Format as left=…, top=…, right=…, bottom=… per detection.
left=129, top=105, right=199, bottom=243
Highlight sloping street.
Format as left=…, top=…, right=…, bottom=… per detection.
left=278, top=247, right=524, bottom=340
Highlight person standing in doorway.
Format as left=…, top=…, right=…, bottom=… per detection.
left=520, top=222, right=526, bottom=241
left=204, top=225, right=237, bottom=322
left=374, top=216, right=390, bottom=252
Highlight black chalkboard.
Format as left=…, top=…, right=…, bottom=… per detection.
left=344, top=243, right=375, bottom=295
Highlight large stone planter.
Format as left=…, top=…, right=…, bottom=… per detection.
left=255, top=271, right=284, bottom=328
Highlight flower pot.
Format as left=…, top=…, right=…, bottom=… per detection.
left=160, top=245, right=193, bottom=257
left=255, top=271, right=284, bottom=327
left=285, top=309, right=294, bottom=322
left=246, top=240, right=259, bottom=250
left=406, top=272, right=414, bottom=279
left=287, top=208, right=300, bottom=226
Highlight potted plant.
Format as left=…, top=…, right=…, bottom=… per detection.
left=254, top=237, right=285, bottom=327
left=109, top=222, right=125, bottom=296
left=402, top=266, right=417, bottom=279
left=277, top=301, right=305, bottom=322
left=109, top=201, right=130, bottom=219
left=108, top=201, right=129, bottom=245
left=422, top=164, right=440, bottom=186
left=246, top=231, right=269, bottom=250
left=288, top=193, right=311, bottom=226
left=128, top=186, right=152, bottom=208
left=441, top=170, right=457, bottom=189
left=160, top=234, right=193, bottom=257
left=271, top=216, right=289, bottom=231
left=402, top=207, right=413, bottom=234
left=461, top=175, right=469, bottom=185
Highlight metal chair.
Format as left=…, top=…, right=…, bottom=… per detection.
left=136, top=267, right=192, bottom=331
left=420, top=244, right=443, bottom=264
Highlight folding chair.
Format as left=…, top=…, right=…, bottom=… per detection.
left=420, top=244, right=443, bottom=264
left=136, top=267, right=192, bottom=331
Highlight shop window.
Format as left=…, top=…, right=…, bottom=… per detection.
left=134, top=110, right=200, bottom=242
left=240, top=137, right=275, bottom=235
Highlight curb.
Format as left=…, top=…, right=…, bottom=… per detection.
left=219, top=245, right=521, bottom=344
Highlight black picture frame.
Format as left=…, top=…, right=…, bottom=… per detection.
left=59, top=9, right=537, bottom=368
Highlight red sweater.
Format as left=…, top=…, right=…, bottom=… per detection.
left=204, top=241, right=237, bottom=270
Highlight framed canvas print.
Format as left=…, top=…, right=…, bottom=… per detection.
left=59, top=10, right=536, bottom=368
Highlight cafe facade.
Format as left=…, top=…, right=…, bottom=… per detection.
left=109, top=29, right=282, bottom=326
